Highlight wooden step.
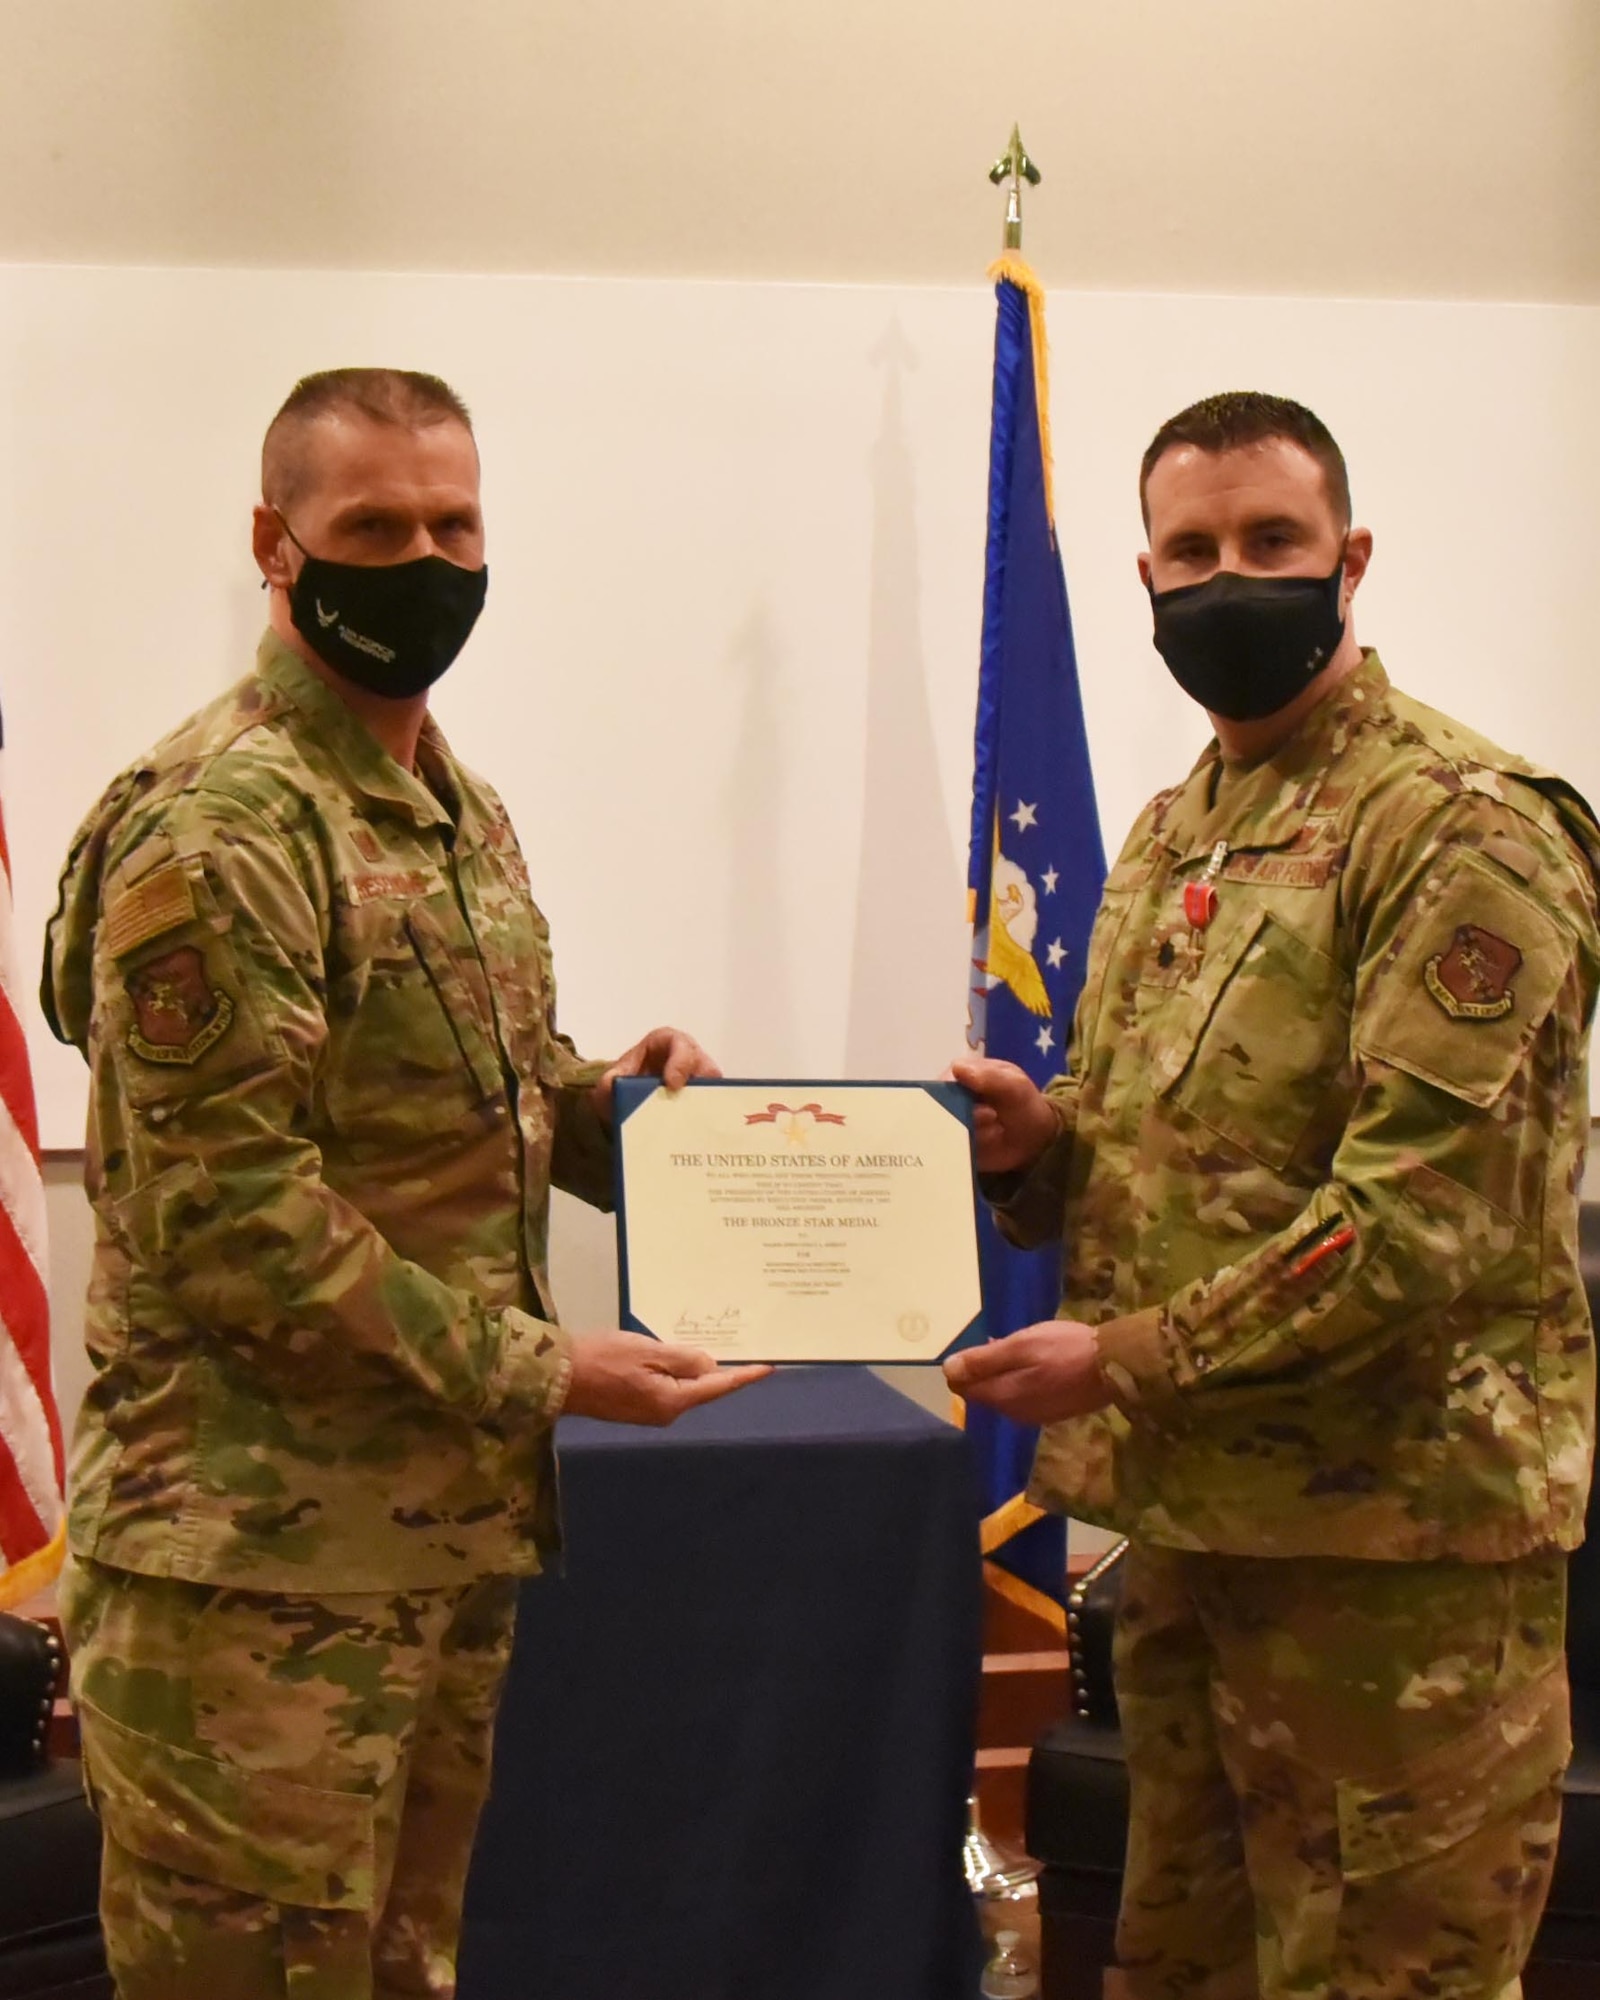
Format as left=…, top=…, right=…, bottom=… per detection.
left=983, top=1582, right=1063, bottom=1655
left=977, top=1648, right=1070, bottom=1749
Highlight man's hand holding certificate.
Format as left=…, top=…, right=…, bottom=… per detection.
left=615, top=1080, right=988, bottom=1364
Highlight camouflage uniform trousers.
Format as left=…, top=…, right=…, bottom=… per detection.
left=59, top=1554, right=519, bottom=1999
left=1112, top=1542, right=1571, bottom=2000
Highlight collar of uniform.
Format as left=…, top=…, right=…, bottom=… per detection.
left=254, top=631, right=454, bottom=831
left=414, top=717, right=472, bottom=829
left=1153, top=649, right=1391, bottom=862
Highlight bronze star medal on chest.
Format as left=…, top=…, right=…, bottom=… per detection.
left=125, top=946, right=237, bottom=1065
left=1423, top=924, right=1522, bottom=1021
left=1182, top=840, right=1229, bottom=932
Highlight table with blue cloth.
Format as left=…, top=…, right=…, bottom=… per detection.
left=460, top=1364, right=985, bottom=2000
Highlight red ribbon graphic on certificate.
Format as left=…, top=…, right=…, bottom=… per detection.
left=743, top=1102, right=847, bottom=1127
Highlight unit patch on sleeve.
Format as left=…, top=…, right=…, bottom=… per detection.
left=1423, top=924, right=1523, bottom=1022
left=125, top=946, right=237, bottom=1065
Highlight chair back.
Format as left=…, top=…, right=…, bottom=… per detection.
left=0, top=1616, right=59, bottom=1777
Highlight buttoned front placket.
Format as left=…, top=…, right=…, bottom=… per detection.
left=413, top=744, right=556, bottom=1320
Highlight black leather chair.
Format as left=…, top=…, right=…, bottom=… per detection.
left=1026, top=1200, right=1600, bottom=2000
left=0, top=1616, right=108, bottom=1998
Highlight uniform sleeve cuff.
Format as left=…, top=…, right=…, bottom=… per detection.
left=486, top=1310, right=576, bottom=1422
left=551, top=1060, right=619, bottom=1212
left=982, top=1098, right=1074, bottom=1249
left=1092, top=1307, right=1184, bottom=1414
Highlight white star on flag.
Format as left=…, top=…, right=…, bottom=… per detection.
left=1009, top=800, right=1038, bottom=832
left=1045, top=938, right=1066, bottom=968
left=1035, top=1025, right=1055, bottom=1054
left=1041, top=866, right=1059, bottom=894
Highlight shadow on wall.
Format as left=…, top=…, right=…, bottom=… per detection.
left=844, top=315, right=968, bottom=1078
left=721, top=601, right=798, bottom=1071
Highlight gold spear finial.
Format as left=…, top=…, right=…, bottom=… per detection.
left=988, top=124, right=1041, bottom=252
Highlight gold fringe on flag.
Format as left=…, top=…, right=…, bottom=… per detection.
left=0, top=1518, right=65, bottom=1612
left=986, top=253, right=1057, bottom=533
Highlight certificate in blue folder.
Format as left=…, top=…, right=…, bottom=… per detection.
left=613, top=1077, right=988, bottom=1365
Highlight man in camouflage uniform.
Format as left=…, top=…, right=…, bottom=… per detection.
left=948, top=393, right=1600, bottom=1998
left=42, top=367, right=766, bottom=1998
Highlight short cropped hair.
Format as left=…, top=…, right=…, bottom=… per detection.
left=261, top=367, right=475, bottom=510
left=1138, top=391, right=1350, bottom=531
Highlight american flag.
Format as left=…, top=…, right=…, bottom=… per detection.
left=0, top=694, right=64, bottom=1607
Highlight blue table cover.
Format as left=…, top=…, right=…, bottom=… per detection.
left=460, top=1365, right=985, bottom=1999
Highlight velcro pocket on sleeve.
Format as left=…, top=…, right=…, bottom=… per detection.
left=1334, top=1662, right=1570, bottom=1883
left=1355, top=850, right=1571, bottom=1108
left=108, top=1156, right=224, bottom=1271
left=77, top=1695, right=376, bottom=1911
left=100, top=866, right=281, bottom=1108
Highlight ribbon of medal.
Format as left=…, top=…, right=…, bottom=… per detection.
left=1183, top=840, right=1229, bottom=931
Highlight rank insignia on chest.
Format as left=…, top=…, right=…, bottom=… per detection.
left=125, top=946, right=236, bottom=1065
left=1423, top=924, right=1523, bottom=1021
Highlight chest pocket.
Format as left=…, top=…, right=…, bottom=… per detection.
left=1147, top=904, right=1353, bottom=1172
left=322, top=894, right=506, bottom=1139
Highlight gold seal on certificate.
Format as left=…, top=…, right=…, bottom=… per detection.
left=614, top=1079, right=986, bottom=1364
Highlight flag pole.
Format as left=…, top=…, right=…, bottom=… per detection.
left=983, top=130, right=1058, bottom=577
left=988, top=124, right=1041, bottom=252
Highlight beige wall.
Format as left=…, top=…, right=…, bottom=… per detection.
left=0, top=0, right=1596, bottom=303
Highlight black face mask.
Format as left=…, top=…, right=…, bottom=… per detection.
left=1148, top=554, right=1346, bottom=722
left=280, top=519, right=488, bottom=700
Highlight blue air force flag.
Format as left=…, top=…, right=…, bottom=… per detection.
left=963, top=256, right=1107, bottom=1623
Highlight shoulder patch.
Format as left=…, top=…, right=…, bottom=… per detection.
left=103, top=863, right=197, bottom=959
left=1423, top=926, right=1521, bottom=1021
left=125, top=946, right=236, bottom=1065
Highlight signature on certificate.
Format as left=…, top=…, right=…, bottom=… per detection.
left=674, top=1306, right=745, bottom=1336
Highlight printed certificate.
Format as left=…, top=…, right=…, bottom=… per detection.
left=614, top=1079, right=986, bottom=1364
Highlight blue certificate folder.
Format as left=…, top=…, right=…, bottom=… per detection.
left=612, top=1077, right=989, bottom=1364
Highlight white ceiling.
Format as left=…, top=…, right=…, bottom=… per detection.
left=1, top=0, right=1596, bottom=301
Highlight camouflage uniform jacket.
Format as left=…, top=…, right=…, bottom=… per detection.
left=1003, top=651, right=1600, bottom=1562
left=42, top=634, right=614, bottom=1592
